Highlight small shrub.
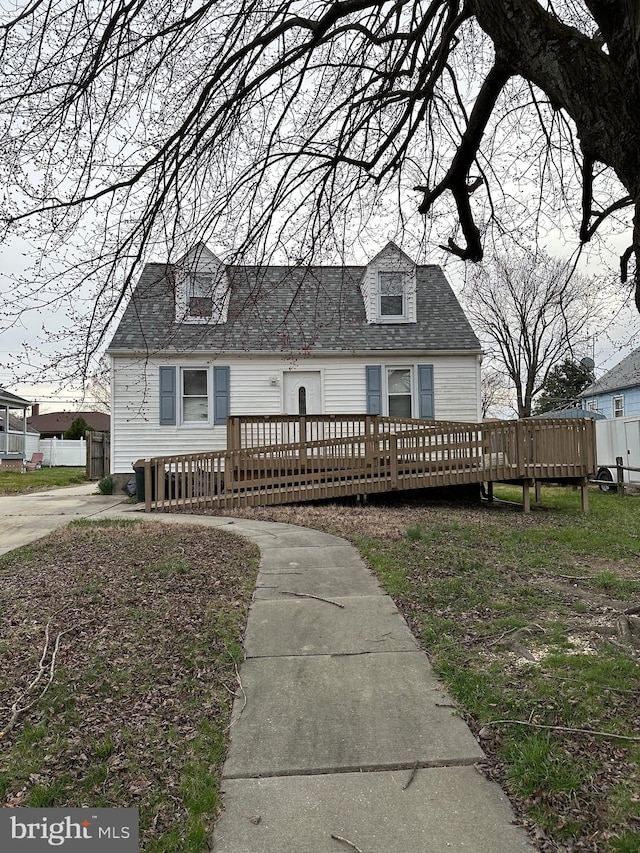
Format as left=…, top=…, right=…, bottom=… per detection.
left=97, top=476, right=113, bottom=495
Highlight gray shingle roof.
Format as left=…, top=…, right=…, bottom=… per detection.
left=107, top=262, right=481, bottom=354
left=580, top=347, right=640, bottom=397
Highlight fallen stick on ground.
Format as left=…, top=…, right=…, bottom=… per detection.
left=331, top=834, right=366, bottom=852
left=481, top=719, right=640, bottom=741
left=279, top=591, right=345, bottom=608
left=1, top=617, right=76, bottom=740
left=402, top=761, right=419, bottom=791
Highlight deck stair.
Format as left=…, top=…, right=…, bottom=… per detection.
left=134, top=415, right=597, bottom=514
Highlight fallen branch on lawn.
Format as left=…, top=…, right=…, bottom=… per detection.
left=279, top=591, right=345, bottom=608
left=480, top=719, right=640, bottom=741
left=583, top=615, right=640, bottom=649
left=486, top=624, right=544, bottom=648
left=1, top=615, right=76, bottom=740
left=554, top=573, right=640, bottom=582
left=553, top=574, right=596, bottom=581
left=223, top=643, right=246, bottom=730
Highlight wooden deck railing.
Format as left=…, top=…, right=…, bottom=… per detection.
left=134, top=416, right=596, bottom=513
left=226, top=413, right=432, bottom=452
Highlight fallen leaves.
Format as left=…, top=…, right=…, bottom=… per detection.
left=0, top=520, right=258, bottom=847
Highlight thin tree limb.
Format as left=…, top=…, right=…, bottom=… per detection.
left=279, top=590, right=345, bottom=608
left=402, top=760, right=419, bottom=790
left=1, top=619, right=76, bottom=740
left=331, top=834, right=366, bottom=853
left=482, top=719, right=640, bottom=741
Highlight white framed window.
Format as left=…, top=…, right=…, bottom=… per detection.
left=378, top=271, right=406, bottom=319
left=182, top=368, right=209, bottom=423
left=612, top=394, right=624, bottom=418
left=586, top=400, right=598, bottom=413
left=386, top=366, right=413, bottom=417
left=187, top=273, right=215, bottom=318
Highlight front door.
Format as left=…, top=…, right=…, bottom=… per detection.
left=283, top=371, right=322, bottom=415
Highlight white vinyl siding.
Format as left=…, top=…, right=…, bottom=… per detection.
left=110, top=353, right=481, bottom=474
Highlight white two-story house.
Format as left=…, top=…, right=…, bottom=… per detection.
left=106, top=242, right=483, bottom=483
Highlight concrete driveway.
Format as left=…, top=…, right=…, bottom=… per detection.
left=0, top=483, right=133, bottom=556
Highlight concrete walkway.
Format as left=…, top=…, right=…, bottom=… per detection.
left=0, top=487, right=534, bottom=851
left=207, top=519, right=534, bottom=853
left=0, top=482, right=128, bottom=556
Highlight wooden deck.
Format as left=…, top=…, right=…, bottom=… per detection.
left=134, top=415, right=597, bottom=513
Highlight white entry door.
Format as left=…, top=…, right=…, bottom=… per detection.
left=283, top=371, right=322, bottom=415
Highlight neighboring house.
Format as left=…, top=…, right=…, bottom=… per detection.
left=106, top=242, right=483, bottom=480
left=0, top=388, right=38, bottom=468
left=27, top=408, right=110, bottom=439
left=532, top=407, right=606, bottom=420
left=580, top=348, right=640, bottom=418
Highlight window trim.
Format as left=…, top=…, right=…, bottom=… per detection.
left=179, top=269, right=229, bottom=325
left=159, top=366, right=230, bottom=426
left=377, top=271, right=408, bottom=322
left=385, top=365, right=414, bottom=418
left=612, top=394, right=625, bottom=418
left=181, top=367, right=211, bottom=425
left=366, top=363, right=434, bottom=419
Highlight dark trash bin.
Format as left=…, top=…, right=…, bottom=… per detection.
left=133, top=465, right=150, bottom=503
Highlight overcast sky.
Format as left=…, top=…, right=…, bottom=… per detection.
left=2, top=229, right=639, bottom=415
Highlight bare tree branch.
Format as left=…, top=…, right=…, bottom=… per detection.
left=0, top=1, right=639, bottom=381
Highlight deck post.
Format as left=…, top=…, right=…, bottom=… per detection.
left=144, top=460, right=152, bottom=513
left=616, top=456, right=625, bottom=497
left=227, top=417, right=241, bottom=452
left=580, top=478, right=589, bottom=512
left=522, top=479, right=532, bottom=514
left=486, top=481, right=494, bottom=503
left=224, top=453, right=235, bottom=496
left=299, top=417, right=308, bottom=470
left=390, top=434, right=398, bottom=489
left=515, top=419, right=524, bottom=478
left=534, top=480, right=542, bottom=503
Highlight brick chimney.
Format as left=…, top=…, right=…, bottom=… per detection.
left=31, top=403, right=40, bottom=417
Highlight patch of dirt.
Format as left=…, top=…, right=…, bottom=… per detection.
left=177, top=495, right=537, bottom=540
left=0, top=521, right=258, bottom=846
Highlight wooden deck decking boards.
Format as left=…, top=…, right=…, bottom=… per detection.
left=135, top=416, right=596, bottom=514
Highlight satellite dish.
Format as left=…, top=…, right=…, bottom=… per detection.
left=580, top=357, right=595, bottom=370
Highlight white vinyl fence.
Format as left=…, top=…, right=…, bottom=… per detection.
left=39, top=437, right=86, bottom=467
left=25, top=433, right=40, bottom=459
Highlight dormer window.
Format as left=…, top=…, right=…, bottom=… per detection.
left=174, top=244, right=229, bottom=325
left=360, top=242, right=417, bottom=324
left=187, top=273, right=215, bottom=318
left=379, top=271, right=406, bottom=318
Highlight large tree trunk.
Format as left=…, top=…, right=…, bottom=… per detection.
left=470, top=0, right=640, bottom=302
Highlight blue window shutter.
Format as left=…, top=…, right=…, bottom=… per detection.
left=366, top=365, right=382, bottom=415
left=214, top=366, right=230, bottom=425
left=418, top=364, right=434, bottom=419
left=159, top=367, right=176, bottom=425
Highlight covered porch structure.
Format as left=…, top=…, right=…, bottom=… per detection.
left=0, top=389, right=32, bottom=470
